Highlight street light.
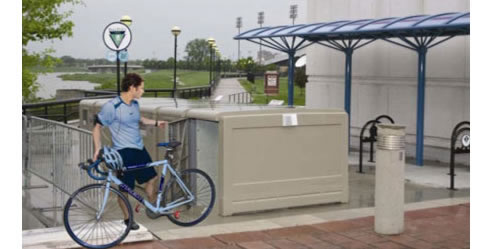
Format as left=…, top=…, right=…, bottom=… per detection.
left=120, top=15, right=132, bottom=76
left=216, top=49, right=221, bottom=80
left=207, top=37, right=215, bottom=86
left=171, top=26, right=181, bottom=98
left=212, top=44, right=218, bottom=83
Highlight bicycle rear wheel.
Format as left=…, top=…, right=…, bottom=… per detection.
left=63, top=184, right=133, bottom=249
left=164, top=168, right=215, bottom=226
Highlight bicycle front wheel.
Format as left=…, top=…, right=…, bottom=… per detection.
left=63, top=184, right=133, bottom=249
left=164, top=168, right=215, bottom=226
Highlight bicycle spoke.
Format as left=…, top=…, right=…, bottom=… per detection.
left=64, top=185, right=131, bottom=248
left=165, top=169, right=215, bottom=226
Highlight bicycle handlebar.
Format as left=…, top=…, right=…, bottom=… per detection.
left=79, top=159, right=107, bottom=181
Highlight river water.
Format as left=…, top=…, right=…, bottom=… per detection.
left=35, top=72, right=101, bottom=99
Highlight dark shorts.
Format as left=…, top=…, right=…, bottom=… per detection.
left=117, top=147, right=157, bottom=190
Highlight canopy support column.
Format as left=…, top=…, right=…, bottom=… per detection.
left=344, top=48, right=354, bottom=116
left=287, top=50, right=296, bottom=107
left=344, top=48, right=354, bottom=147
left=416, top=46, right=427, bottom=166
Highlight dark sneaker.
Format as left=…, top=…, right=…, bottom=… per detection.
left=123, top=219, right=140, bottom=230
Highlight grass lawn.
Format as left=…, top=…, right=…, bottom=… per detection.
left=239, top=77, right=306, bottom=106
left=59, top=70, right=210, bottom=90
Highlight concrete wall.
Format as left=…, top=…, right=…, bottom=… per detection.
left=305, top=0, right=469, bottom=164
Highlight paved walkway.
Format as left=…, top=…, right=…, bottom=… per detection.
left=113, top=203, right=470, bottom=249
left=212, top=78, right=247, bottom=103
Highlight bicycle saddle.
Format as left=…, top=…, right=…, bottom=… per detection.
left=157, top=141, right=182, bottom=148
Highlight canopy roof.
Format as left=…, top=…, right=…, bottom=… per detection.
left=234, top=11, right=470, bottom=166
left=235, top=12, right=469, bottom=41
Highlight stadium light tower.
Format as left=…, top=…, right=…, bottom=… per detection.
left=258, top=11, right=264, bottom=64
left=290, top=5, right=298, bottom=25
left=236, top=17, right=242, bottom=61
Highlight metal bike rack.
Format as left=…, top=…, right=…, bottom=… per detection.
left=358, top=115, right=395, bottom=173
left=448, top=121, right=470, bottom=190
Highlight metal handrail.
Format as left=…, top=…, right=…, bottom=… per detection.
left=22, top=85, right=216, bottom=123
left=228, top=92, right=252, bottom=104
left=23, top=115, right=96, bottom=226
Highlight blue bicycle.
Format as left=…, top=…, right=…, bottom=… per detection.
left=63, top=141, right=215, bottom=249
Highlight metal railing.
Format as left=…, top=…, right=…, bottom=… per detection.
left=24, top=116, right=96, bottom=194
left=22, top=95, right=116, bottom=123
left=228, top=92, right=252, bottom=104
left=22, top=86, right=216, bottom=123
left=221, top=72, right=247, bottom=78
left=23, top=115, right=96, bottom=226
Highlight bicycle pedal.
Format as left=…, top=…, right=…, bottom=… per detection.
left=135, top=204, right=141, bottom=213
left=174, top=211, right=181, bottom=219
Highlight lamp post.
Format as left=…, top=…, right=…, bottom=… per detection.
left=212, top=43, right=217, bottom=84
left=171, top=26, right=181, bottom=98
left=207, top=37, right=215, bottom=86
left=120, top=15, right=132, bottom=76
left=216, top=49, right=221, bottom=80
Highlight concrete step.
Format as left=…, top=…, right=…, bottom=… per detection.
left=22, top=223, right=153, bottom=249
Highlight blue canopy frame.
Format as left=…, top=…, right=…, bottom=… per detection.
left=235, top=12, right=470, bottom=166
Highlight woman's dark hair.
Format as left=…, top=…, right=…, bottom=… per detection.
left=121, top=73, right=143, bottom=92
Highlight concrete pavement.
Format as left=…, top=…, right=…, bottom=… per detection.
left=112, top=201, right=470, bottom=249
left=212, top=78, right=247, bottom=104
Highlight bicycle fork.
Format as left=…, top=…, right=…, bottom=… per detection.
left=96, top=180, right=112, bottom=220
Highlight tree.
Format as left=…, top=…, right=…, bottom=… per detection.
left=294, top=67, right=308, bottom=95
left=184, top=39, right=210, bottom=70
left=22, top=0, right=79, bottom=102
left=237, top=57, right=256, bottom=73
left=60, top=55, right=76, bottom=67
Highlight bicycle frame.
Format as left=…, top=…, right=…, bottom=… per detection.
left=96, top=159, right=195, bottom=219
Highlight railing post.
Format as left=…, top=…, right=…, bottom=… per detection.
left=23, top=115, right=29, bottom=180
left=63, top=103, right=67, bottom=124
left=51, top=126, right=57, bottom=226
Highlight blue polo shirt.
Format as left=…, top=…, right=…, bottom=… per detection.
left=97, top=96, right=143, bottom=150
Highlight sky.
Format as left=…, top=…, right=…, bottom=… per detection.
left=27, top=0, right=306, bottom=61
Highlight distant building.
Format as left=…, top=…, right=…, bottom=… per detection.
left=87, top=65, right=144, bottom=73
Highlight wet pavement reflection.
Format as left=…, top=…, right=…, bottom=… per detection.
left=23, top=163, right=469, bottom=233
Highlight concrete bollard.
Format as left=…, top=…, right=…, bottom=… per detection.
left=374, top=124, right=406, bottom=235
